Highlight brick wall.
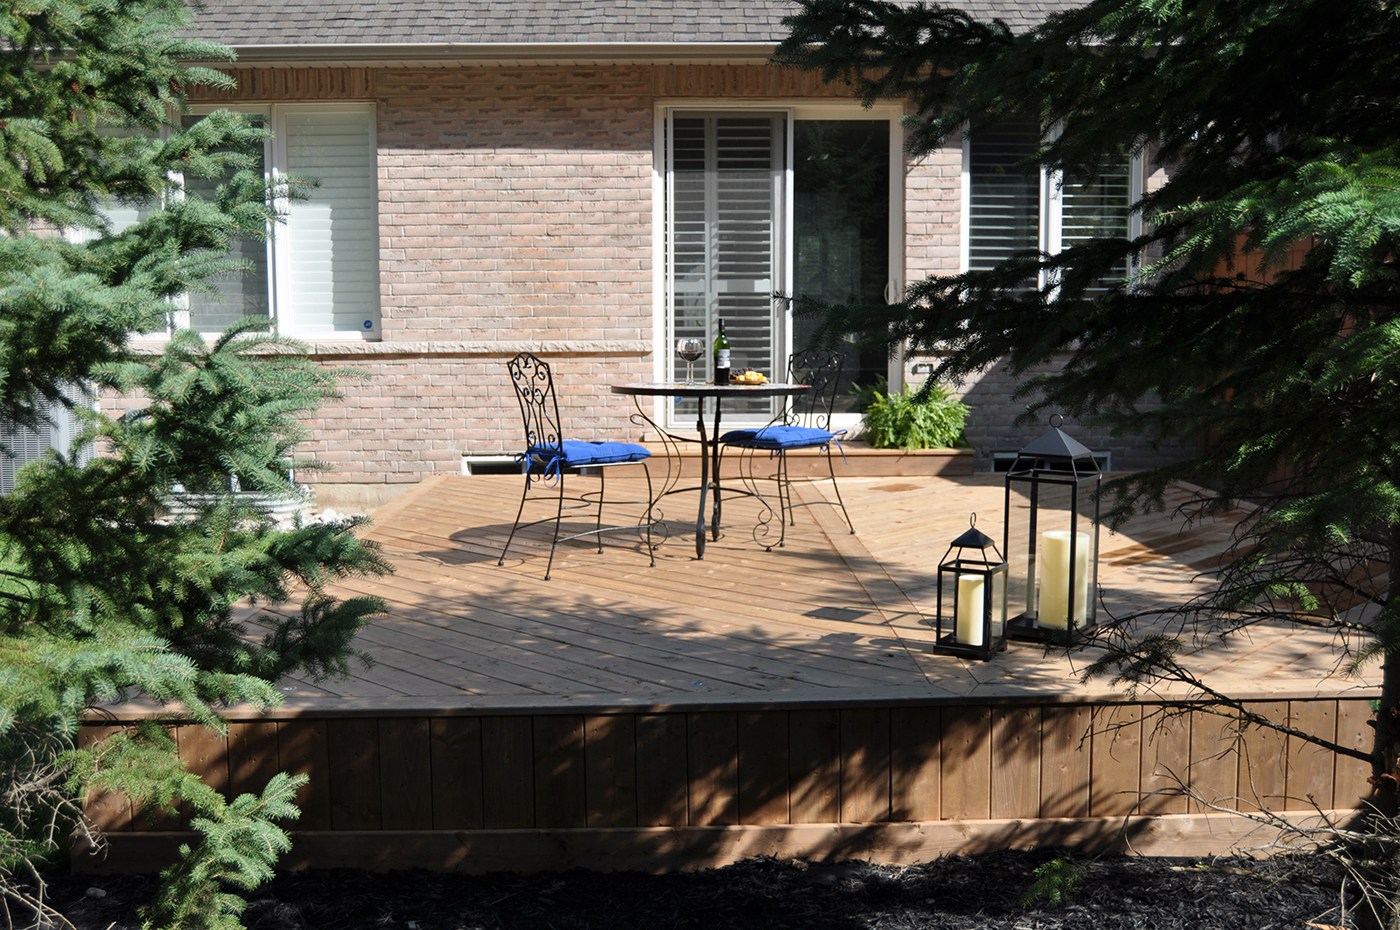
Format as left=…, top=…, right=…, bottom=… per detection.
left=905, top=353, right=1197, bottom=473
left=183, top=63, right=877, bottom=490
left=165, top=64, right=1189, bottom=493
left=903, top=123, right=964, bottom=283
left=300, top=352, right=650, bottom=485
left=371, top=67, right=655, bottom=344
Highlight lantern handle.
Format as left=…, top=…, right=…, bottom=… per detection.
left=969, top=512, right=977, bottom=528
left=1049, top=413, right=1065, bottom=428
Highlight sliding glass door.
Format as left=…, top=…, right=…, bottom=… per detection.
left=664, top=109, right=897, bottom=426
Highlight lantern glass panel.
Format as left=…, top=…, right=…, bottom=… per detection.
left=1076, top=480, right=1100, bottom=628
left=935, top=557, right=1009, bottom=659
left=1005, top=470, right=1100, bottom=633
left=990, top=568, right=1007, bottom=640
left=1004, top=483, right=1033, bottom=622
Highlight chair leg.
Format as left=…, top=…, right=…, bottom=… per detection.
left=642, top=461, right=656, bottom=567
left=499, top=470, right=532, bottom=566
left=544, top=475, right=566, bottom=581
left=777, top=451, right=790, bottom=548
left=595, top=467, right=606, bottom=553
left=825, top=444, right=856, bottom=535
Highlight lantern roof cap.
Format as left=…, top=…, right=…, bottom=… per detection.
left=951, top=523, right=998, bottom=550
left=1017, top=424, right=1096, bottom=462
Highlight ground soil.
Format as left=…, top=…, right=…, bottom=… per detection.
left=31, top=849, right=1352, bottom=930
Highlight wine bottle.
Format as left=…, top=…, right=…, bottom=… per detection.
left=713, top=318, right=731, bottom=385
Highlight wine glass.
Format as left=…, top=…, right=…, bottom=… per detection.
left=676, top=337, right=704, bottom=384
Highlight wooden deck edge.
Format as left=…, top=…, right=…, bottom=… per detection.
left=637, top=443, right=977, bottom=477
left=83, top=683, right=1380, bottom=722
left=365, top=473, right=452, bottom=522
left=75, top=810, right=1356, bottom=874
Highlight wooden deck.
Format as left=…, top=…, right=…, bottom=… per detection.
left=79, top=470, right=1382, bottom=873
left=268, top=471, right=1377, bottom=710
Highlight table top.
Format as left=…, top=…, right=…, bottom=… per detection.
left=612, top=381, right=810, bottom=398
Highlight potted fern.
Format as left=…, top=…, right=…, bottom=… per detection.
left=859, top=379, right=970, bottom=451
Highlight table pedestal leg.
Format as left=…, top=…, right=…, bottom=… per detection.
left=694, top=406, right=708, bottom=559
left=710, top=399, right=723, bottom=540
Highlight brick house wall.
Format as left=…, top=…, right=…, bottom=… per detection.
left=162, top=64, right=875, bottom=498
left=119, top=62, right=1188, bottom=504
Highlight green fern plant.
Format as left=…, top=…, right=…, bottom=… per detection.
left=859, top=382, right=970, bottom=450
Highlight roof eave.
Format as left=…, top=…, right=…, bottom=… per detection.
left=195, top=41, right=781, bottom=68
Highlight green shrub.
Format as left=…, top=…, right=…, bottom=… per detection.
left=1020, top=857, right=1087, bottom=907
left=859, top=382, right=970, bottom=450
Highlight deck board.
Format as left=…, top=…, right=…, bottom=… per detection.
left=241, top=474, right=1377, bottom=714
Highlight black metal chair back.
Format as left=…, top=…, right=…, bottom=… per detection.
left=499, top=350, right=657, bottom=579
left=718, top=346, right=853, bottom=550
left=787, top=347, right=844, bottom=430
left=506, top=352, right=563, bottom=461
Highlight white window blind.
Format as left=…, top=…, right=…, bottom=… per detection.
left=182, top=115, right=272, bottom=333
left=0, top=416, right=50, bottom=495
left=0, top=389, right=91, bottom=495
left=1060, top=155, right=1133, bottom=293
left=670, top=115, right=783, bottom=369
left=967, top=120, right=1137, bottom=291
left=668, top=113, right=784, bottom=417
left=967, top=120, right=1041, bottom=272
left=282, top=110, right=379, bottom=334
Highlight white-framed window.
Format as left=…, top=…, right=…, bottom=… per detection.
left=961, top=119, right=1143, bottom=291
left=97, top=103, right=381, bottom=339
left=0, top=386, right=94, bottom=495
left=656, top=102, right=904, bottom=427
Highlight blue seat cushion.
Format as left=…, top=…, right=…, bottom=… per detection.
left=529, top=440, right=651, bottom=466
left=721, top=425, right=836, bottom=450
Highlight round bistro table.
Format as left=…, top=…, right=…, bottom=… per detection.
left=611, top=382, right=810, bottom=559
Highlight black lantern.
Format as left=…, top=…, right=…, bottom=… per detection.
left=1003, top=417, right=1102, bottom=645
left=932, top=514, right=1009, bottom=660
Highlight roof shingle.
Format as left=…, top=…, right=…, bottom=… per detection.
left=190, top=0, right=1085, bottom=50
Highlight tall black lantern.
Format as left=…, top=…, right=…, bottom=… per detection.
left=1003, top=418, right=1102, bottom=645
left=932, top=514, right=1009, bottom=660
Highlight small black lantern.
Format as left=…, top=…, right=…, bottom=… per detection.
left=1003, top=417, right=1102, bottom=645
left=932, top=514, right=1009, bottom=660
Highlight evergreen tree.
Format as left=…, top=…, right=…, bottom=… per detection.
left=0, top=0, right=390, bottom=924
left=777, top=0, right=1400, bottom=811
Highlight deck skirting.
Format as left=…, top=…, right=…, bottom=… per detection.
left=75, top=810, right=1354, bottom=874
left=76, top=697, right=1374, bottom=873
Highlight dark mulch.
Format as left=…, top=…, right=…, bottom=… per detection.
left=36, top=849, right=1349, bottom=930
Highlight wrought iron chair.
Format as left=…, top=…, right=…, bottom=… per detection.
left=718, top=347, right=855, bottom=549
left=498, top=352, right=656, bottom=580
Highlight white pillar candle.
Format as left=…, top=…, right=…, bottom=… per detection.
left=955, top=573, right=985, bottom=646
left=1038, top=530, right=1090, bottom=630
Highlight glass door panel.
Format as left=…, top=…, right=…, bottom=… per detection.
left=792, top=119, right=891, bottom=413
left=668, top=114, right=785, bottom=422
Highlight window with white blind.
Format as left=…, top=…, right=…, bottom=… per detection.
left=0, top=386, right=93, bottom=494
left=964, top=121, right=1140, bottom=291
left=183, top=103, right=380, bottom=338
